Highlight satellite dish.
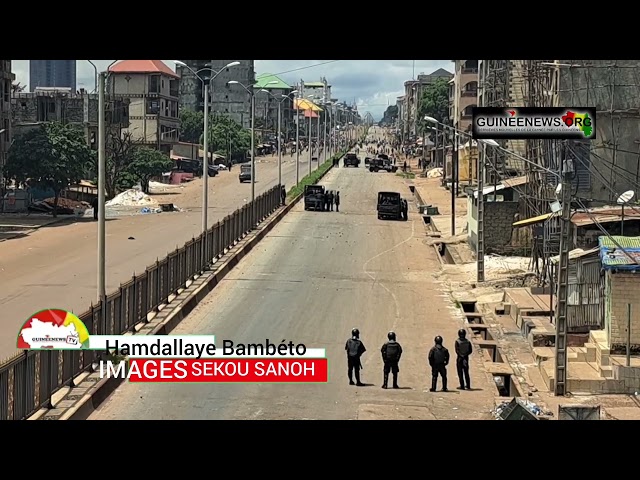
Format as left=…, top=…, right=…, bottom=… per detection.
left=617, top=190, right=635, bottom=204
left=555, top=184, right=562, bottom=195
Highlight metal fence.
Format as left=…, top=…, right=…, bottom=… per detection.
left=0, top=185, right=281, bottom=420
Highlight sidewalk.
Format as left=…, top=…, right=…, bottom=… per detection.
left=0, top=215, right=74, bottom=241
left=412, top=176, right=468, bottom=237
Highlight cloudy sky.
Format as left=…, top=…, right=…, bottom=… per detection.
left=11, top=60, right=452, bottom=120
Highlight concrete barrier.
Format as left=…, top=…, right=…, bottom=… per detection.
left=53, top=157, right=339, bottom=420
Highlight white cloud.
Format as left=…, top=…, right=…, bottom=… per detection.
left=10, top=60, right=452, bottom=120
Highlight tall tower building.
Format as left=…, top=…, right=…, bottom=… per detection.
left=29, top=60, right=77, bottom=91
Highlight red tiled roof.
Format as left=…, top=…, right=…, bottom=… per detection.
left=303, top=110, right=319, bottom=118
left=109, top=60, right=178, bottom=79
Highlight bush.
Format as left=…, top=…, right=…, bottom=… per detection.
left=287, top=150, right=347, bottom=199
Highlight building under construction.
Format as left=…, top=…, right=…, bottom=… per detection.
left=479, top=59, right=640, bottom=285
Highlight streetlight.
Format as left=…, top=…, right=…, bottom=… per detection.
left=87, top=60, right=98, bottom=93
left=260, top=88, right=298, bottom=190
left=173, top=61, right=240, bottom=238
left=228, top=79, right=277, bottom=205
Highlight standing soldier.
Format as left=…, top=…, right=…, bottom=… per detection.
left=328, top=190, right=335, bottom=212
left=335, top=191, right=340, bottom=212
left=428, top=336, right=450, bottom=392
left=455, top=329, right=473, bottom=390
left=401, top=198, right=408, bottom=220
left=280, top=185, right=286, bottom=206
left=323, top=190, right=329, bottom=211
left=345, top=328, right=366, bottom=386
left=92, top=196, right=99, bottom=221
left=380, top=331, right=403, bottom=389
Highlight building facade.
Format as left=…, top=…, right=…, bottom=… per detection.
left=177, top=60, right=254, bottom=129
left=29, top=60, right=76, bottom=91
left=0, top=60, right=14, bottom=187
left=450, top=60, right=478, bottom=133
left=253, top=73, right=294, bottom=139
left=108, top=60, right=180, bottom=154
left=302, top=79, right=331, bottom=105
left=11, top=87, right=129, bottom=149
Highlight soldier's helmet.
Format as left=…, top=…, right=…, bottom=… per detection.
left=351, top=328, right=360, bottom=338
left=458, top=329, right=466, bottom=338
left=387, top=331, right=396, bottom=341
left=434, top=336, right=443, bottom=345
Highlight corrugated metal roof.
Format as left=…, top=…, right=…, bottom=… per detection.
left=549, top=247, right=599, bottom=264
left=599, top=235, right=640, bottom=270
left=571, top=206, right=640, bottom=227
left=472, top=175, right=529, bottom=198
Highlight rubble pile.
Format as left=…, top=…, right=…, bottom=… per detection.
left=29, top=197, right=90, bottom=215
left=106, top=188, right=158, bottom=207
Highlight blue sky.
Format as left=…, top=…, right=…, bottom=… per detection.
left=11, top=60, right=452, bottom=120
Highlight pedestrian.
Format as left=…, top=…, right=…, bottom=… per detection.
left=335, top=191, right=340, bottom=212
left=455, top=329, right=473, bottom=390
left=401, top=198, right=408, bottom=220
left=380, top=331, right=403, bottom=389
left=428, top=336, right=450, bottom=392
left=328, top=190, right=334, bottom=211
left=403, top=160, right=407, bottom=173
left=345, top=328, right=366, bottom=386
left=323, top=190, right=329, bottom=212
left=92, top=196, right=99, bottom=221
left=280, top=185, right=286, bottom=206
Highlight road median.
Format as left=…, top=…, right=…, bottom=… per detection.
left=40, top=151, right=345, bottom=420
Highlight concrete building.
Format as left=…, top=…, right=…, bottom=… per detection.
left=11, top=87, right=129, bottom=149
left=29, top=60, right=76, bottom=91
left=253, top=73, right=294, bottom=138
left=177, top=60, right=255, bottom=129
left=108, top=60, right=180, bottom=154
left=302, top=79, right=331, bottom=105
left=396, top=96, right=406, bottom=140
left=450, top=60, right=478, bottom=133
left=0, top=60, right=14, bottom=187
left=402, top=69, right=453, bottom=141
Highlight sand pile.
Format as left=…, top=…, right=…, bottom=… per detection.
left=106, top=188, right=158, bottom=207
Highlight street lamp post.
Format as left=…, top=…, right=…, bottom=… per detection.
left=173, top=61, right=241, bottom=238
left=295, top=88, right=301, bottom=185
left=260, top=89, right=298, bottom=190
left=308, top=112, right=313, bottom=175
left=229, top=80, right=278, bottom=205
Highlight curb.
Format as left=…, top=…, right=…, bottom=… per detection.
left=52, top=158, right=337, bottom=420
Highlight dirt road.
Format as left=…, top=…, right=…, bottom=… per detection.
left=88, top=151, right=495, bottom=420
left=0, top=154, right=317, bottom=359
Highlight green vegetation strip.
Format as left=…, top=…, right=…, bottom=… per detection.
left=396, top=172, right=416, bottom=179
left=287, top=150, right=347, bottom=200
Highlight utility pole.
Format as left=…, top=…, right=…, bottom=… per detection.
left=477, top=143, right=485, bottom=283
left=97, top=72, right=106, bottom=308
left=451, top=129, right=457, bottom=236
left=554, top=151, right=573, bottom=396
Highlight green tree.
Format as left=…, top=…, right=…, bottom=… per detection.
left=179, top=110, right=204, bottom=144
left=418, top=78, right=450, bottom=135
left=104, top=130, right=137, bottom=197
left=126, top=147, right=173, bottom=194
left=5, top=122, right=94, bottom=217
left=202, top=115, right=250, bottom=160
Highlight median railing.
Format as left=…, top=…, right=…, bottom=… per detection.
left=0, top=186, right=281, bottom=420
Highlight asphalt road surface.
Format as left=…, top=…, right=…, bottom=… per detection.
left=88, top=153, right=494, bottom=420
left=0, top=154, right=320, bottom=360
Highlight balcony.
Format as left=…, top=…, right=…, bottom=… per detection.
left=461, top=90, right=477, bottom=97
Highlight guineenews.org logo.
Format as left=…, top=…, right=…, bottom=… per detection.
left=17, top=309, right=90, bottom=350
left=472, top=107, right=596, bottom=140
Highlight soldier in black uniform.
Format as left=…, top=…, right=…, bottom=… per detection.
left=428, top=336, right=450, bottom=392
left=280, top=185, right=286, bottom=206
left=455, top=329, right=473, bottom=390
left=92, top=196, right=99, bottom=221
left=345, top=328, right=366, bottom=386
left=328, top=190, right=334, bottom=211
left=401, top=199, right=408, bottom=220
left=335, top=191, right=340, bottom=212
left=380, top=331, right=403, bottom=389
left=323, top=190, right=329, bottom=211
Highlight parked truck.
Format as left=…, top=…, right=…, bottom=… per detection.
left=239, top=164, right=252, bottom=183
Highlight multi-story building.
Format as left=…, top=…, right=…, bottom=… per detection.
left=396, top=96, right=406, bottom=140
left=253, top=73, right=294, bottom=139
left=302, top=79, right=331, bottom=105
left=11, top=87, right=129, bottom=150
left=403, top=69, right=453, bottom=140
left=0, top=60, right=14, bottom=187
left=450, top=60, right=478, bottom=133
left=29, top=60, right=76, bottom=91
left=177, top=60, right=255, bottom=129
left=108, top=60, right=180, bottom=154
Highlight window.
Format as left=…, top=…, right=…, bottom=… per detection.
left=3, top=80, right=9, bottom=102
left=146, top=99, right=159, bottom=114
left=149, top=75, right=160, bottom=93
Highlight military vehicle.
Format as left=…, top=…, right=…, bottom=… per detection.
left=377, top=191, right=406, bottom=220
left=304, top=185, right=325, bottom=211
left=343, top=153, right=360, bottom=167
left=239, top=164, right=252, bottom=183
left=369, top=158, right=398, bottom=173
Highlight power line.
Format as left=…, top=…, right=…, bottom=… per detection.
left=273, top=61, right=340, bottom=76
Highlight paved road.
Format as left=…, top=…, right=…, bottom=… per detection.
left=0, top=154, right=321, bottom=360
left=89, top=149, right=494, bottom=420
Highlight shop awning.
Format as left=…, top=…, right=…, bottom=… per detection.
left=294, top=98, right=323, bottom=112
